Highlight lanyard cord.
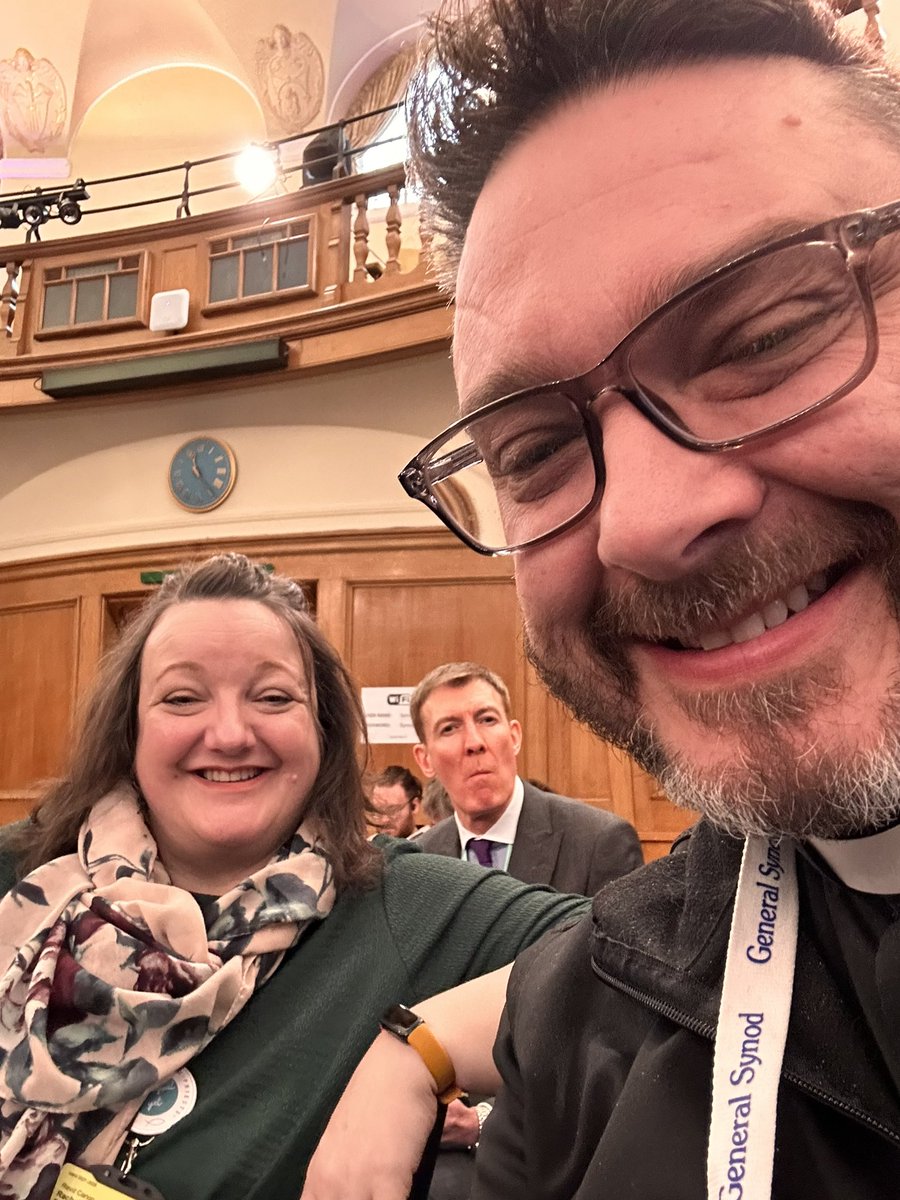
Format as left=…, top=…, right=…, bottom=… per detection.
left=707, top=836, right=798, bottom=1200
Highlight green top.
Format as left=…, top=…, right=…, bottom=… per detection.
left=0, top=837, right=588, bottom=1200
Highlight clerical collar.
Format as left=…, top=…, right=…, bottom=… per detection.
left=807, top=821, right=900, bottom=895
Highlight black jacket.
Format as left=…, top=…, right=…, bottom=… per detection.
left=474, top=821, right=900, bottom=1198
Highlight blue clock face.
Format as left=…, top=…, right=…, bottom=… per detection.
left=169, top=437, right=236, bottom=512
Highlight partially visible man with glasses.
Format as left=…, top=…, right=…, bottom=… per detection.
left=302, top=1, right=900, bottom=1198
left=369, top=764, right=424, bottom=838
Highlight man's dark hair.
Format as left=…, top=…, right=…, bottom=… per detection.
left=372, top=764, right=423, bottom=803
left=408, top=0, right=898, bottom=292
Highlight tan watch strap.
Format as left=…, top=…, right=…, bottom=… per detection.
left=406, top=1022, right=465, bottom=1104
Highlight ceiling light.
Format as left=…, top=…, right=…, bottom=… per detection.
left=234, top=144, right=278, bottom=196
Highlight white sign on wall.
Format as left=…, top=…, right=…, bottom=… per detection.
left=362, top=686, right=417, bottom=744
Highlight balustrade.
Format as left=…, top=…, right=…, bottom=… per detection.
left=0, top=164, right=447, bottom=411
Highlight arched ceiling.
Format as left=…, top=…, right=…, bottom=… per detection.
left=1, top=0, right=899, bottom=237
left=0, top=0, right=430, bottom=234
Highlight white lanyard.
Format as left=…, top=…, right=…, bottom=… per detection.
left=707, top=835, right=798, bottom=1200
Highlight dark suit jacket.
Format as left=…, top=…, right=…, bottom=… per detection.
left=415, top=781, right=643, bottom=896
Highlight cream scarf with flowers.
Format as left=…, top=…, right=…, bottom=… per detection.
left=0, top=784, right=335, bottom=1199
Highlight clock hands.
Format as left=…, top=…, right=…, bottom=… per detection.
left=188, top=448, right=215, bottom=495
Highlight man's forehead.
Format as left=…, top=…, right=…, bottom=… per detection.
left=372, top=783, right=406, bottom=802
left=425, top=680, right=505, bottom=721
left=454, top=56, right=894, bottom=408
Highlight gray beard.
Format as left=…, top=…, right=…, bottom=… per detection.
left=525, top=502, right=900, bottom=839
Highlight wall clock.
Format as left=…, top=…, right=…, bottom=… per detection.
left=169, top=436, right=237, bottom=512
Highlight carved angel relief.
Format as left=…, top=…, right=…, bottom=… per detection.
left=0, top=48, right=66, bottom=153
left=256, top=24, right=324, bottom=133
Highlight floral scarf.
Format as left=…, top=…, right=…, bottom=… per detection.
left=0, top=784, right=335, bottom=1199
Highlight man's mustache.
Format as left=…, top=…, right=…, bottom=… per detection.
left=585, top=501, right=900, bottom=648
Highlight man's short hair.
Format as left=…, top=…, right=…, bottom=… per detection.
left=410, top=662, right=513, bottom=740
left=408, top=0, right=900, bottom=293
left=370, top=764, right=423, bottom=803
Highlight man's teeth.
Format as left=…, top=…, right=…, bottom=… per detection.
left=693, top=571, right=828, bottom=652
left=200, top=768, right=262, bottom=782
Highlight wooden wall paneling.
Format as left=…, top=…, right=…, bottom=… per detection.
left=544, top=691, right=630, bottom=819
left=0, top=599, right=80, bottom=823
left=543, top=687, right=696, bottom=861
left=76, top=592, right=107, bottom=694
left=518, top=657, right=551, bottom=787
left=311, top=576, right=348, bottom=656
left=629, top=756, right=695, bottom=861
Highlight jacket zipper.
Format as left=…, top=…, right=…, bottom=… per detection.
left=591, top=959, right=900, bottom=1147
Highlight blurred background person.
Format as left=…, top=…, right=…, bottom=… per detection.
left=369, top=764, right=423, bottom=838
left=421, top=778, right=454, bottom=826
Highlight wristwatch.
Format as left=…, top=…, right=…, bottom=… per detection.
left=379, top=1004, right=464, bottom=1104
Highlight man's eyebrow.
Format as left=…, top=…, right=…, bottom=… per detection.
left=459, top=213, right=832, bottom=415
left=620, top=214, right=829, bottom=332
left=458, top=363, right=541, bottom=416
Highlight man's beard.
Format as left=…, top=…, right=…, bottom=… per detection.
left=526, top=500, right=900, bottom=839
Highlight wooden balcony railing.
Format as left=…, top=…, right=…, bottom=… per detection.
left=0, top=164, right=450, bottom=412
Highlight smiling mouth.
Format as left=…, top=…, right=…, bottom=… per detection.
left=662, top=564, right=845, bottom=653
left=197, top=768, right=265, bottom=783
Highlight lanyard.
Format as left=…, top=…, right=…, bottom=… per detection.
left=707, top=835, right=798, bottom=1200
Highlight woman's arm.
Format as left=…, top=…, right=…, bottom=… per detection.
left=300, top=966, right=510, bottom=1200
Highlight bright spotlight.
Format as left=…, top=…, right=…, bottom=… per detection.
left=234, top=144, right=278, bottom=195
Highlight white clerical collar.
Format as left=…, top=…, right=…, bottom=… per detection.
left=807, top=821, right=900, bottom=894
left=454, top=775, right=524, bottom=850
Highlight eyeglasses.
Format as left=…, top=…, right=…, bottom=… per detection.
left=399, top=198, right=900, bottom=556
left=372, top=799, right=413, bottom=819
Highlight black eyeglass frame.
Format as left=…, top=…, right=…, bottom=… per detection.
left=399, top=198, right=900, bottom=556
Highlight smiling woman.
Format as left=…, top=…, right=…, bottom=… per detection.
left=0, top=554, right=587, bottom=1200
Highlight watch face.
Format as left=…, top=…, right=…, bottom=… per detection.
left=380, top=1004, right=422, bottom=1037
left=169, top=437, right=236, bottom=512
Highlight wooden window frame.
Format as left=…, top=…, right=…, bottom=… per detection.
left=202, top=215, right=318, bottom=315
left=34, top=251, right=150, bottom=340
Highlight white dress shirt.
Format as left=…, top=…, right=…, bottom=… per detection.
left=455, top=776, right=525, bottom=870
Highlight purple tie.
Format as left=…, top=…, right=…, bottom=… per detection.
left=468, top=838, right=498, bottom=868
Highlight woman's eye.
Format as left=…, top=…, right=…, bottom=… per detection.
left=162, top=694, right=199, bottom=707
left=258, top=692, right=293, bottom=706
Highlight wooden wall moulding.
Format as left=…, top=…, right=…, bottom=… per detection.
left=0, top=528, right=692, bottom=859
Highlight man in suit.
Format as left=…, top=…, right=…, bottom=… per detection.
left=411, top=662, right=643, bottom=895
left=410, top=662, right=643, bottom=1194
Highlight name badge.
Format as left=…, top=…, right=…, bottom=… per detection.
left=51, top=1162, right=166, bottom=1200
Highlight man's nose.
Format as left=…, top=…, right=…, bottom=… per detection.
left=463, top=720, right=486, bottom=753
left=204, top=700, right=255, bottom=752
left=594, top=400, right=767, bottom=582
